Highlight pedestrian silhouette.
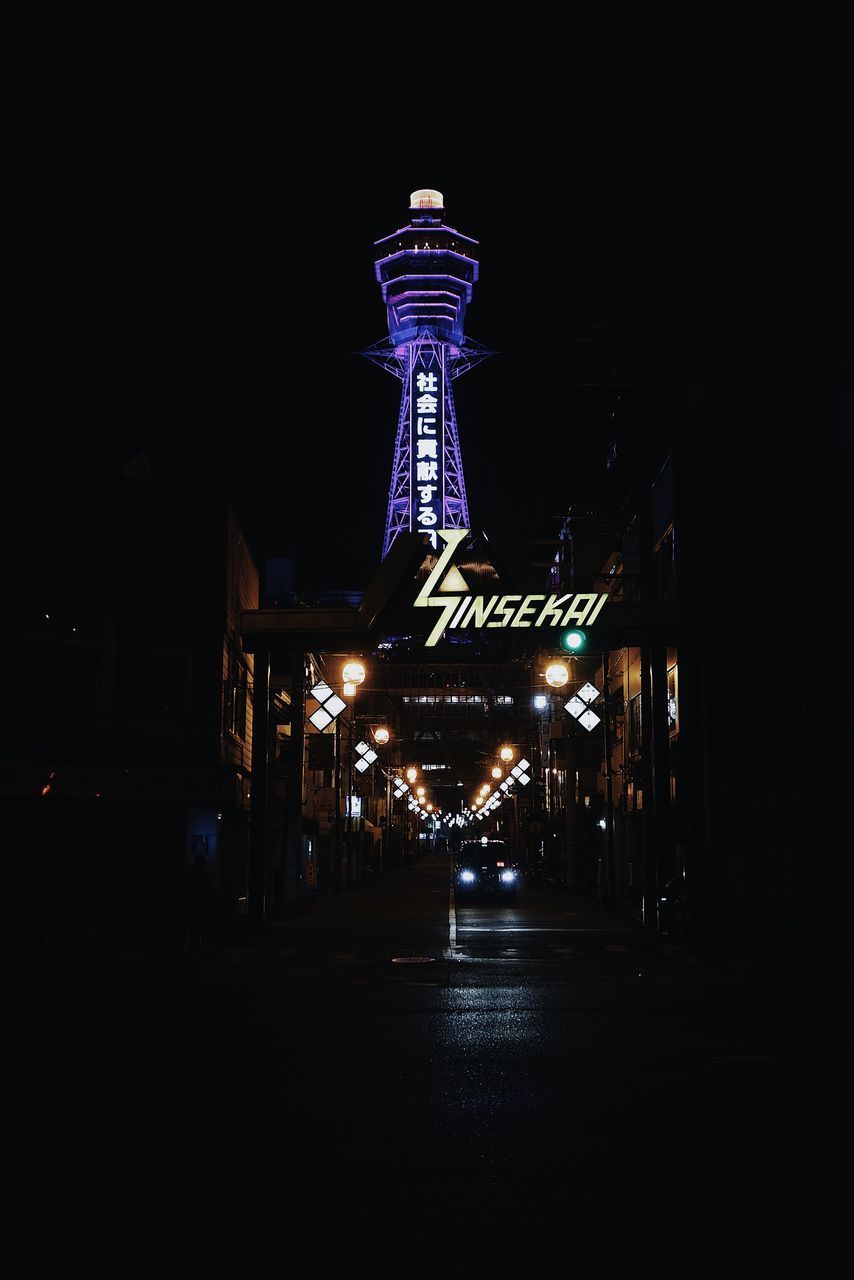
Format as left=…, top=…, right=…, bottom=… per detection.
left=182, top=854, right=211, bottom=950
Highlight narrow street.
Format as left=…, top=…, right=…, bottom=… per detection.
left=11, top=854, right=852, bottom=1275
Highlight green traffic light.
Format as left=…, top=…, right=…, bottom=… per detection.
left=560, top=628, right=586, bottom=653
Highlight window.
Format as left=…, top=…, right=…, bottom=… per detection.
left=224, top=658, right=248, bottom=739
left=667, top=666, right=678, bottom=733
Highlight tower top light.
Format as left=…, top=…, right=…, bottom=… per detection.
left=410, top=188, right=444, bottom=210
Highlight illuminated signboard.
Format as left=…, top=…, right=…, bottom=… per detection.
left=411, top=352, right=444, bottom=547
left=414, top=529, right=609, bottom=647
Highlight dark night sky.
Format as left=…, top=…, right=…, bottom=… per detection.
left=23, top=115, right=851, bottom=592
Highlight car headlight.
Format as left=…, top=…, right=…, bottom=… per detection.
left=500, top=870, right=517, bottom=884
left=460, top=870, right=476, bottom=884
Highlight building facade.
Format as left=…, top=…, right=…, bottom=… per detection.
left=554, top=437, right=849, bottom=932
left=4, top=476, right=261, bottom=945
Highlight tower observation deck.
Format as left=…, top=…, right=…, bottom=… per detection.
left=363, top=190, right=493, bottom=559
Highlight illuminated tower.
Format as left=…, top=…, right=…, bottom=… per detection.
left=363, top=189, right=493, bottom=559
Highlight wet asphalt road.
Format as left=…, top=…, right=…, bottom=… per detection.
left=10, top=854, right=854, bottom=1276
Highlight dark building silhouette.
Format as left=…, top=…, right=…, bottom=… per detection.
left=3, top=473, right=263, bottom=947
left=548, top=340, right=852, bottom=931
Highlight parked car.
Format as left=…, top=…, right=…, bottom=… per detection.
left=454, top=839, right=521, bottom=903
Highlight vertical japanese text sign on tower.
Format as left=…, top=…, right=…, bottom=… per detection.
left=411, top=355, right=443, bottom=538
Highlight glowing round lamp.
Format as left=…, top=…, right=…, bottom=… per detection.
left=373, top=726, right=390, bottom=745
left=545, top=662, right=569, bottom=688
left=500, top=747, right=514, bottom=762
left=491, top=766, right=502, bottom=779
left=342, top=661, right=366, bottom=687
left=406, top=767, right=418, bottom=783
left=416, top=787, right=425, bottom=797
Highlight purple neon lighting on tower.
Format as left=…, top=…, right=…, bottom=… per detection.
left=362, top=189, right=493, bottom=560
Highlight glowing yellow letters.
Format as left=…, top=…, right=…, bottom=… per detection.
left=414, top=530, right=609, bottom=647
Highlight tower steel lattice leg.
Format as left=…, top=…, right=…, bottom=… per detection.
left=383, top=351, right=413, bottom=559
left=442, top=371, right=470, bottom=531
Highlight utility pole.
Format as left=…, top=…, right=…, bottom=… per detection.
left=346, top=723, right=354, bottom=888
left=334, top=716, right=342, bottom=895
left=640, top=643, right=656, bottom=926
left=248, top=647, right=271, bottom=929
left=602, top=651, right=617, bottom=911
left=650, top=643, right=674, bottom=906
left=563, top=714, right=576, bottom=889
left=283, top=651, right=306, bottom=917
left=382, top=769, right=392, bottom=873
left=531, top=706, right=545, bottom=868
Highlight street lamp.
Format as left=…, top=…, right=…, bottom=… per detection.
left=491, top=766, right=503, bottom=780
left=342, top=660, right=366, bottom=697
left=406, top=766, right=418, bottom=784
left=339, top=661, right=366, bottom=886
left=307, top=678, right=352, bottom=895
left=545, top=661, right=569, bottom=688
left=369, top=725, right=391, bottom=870
left=500, top=746, right=514, bottom=762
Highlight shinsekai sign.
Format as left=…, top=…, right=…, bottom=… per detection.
left=415, top=529, right=609, bottom=647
